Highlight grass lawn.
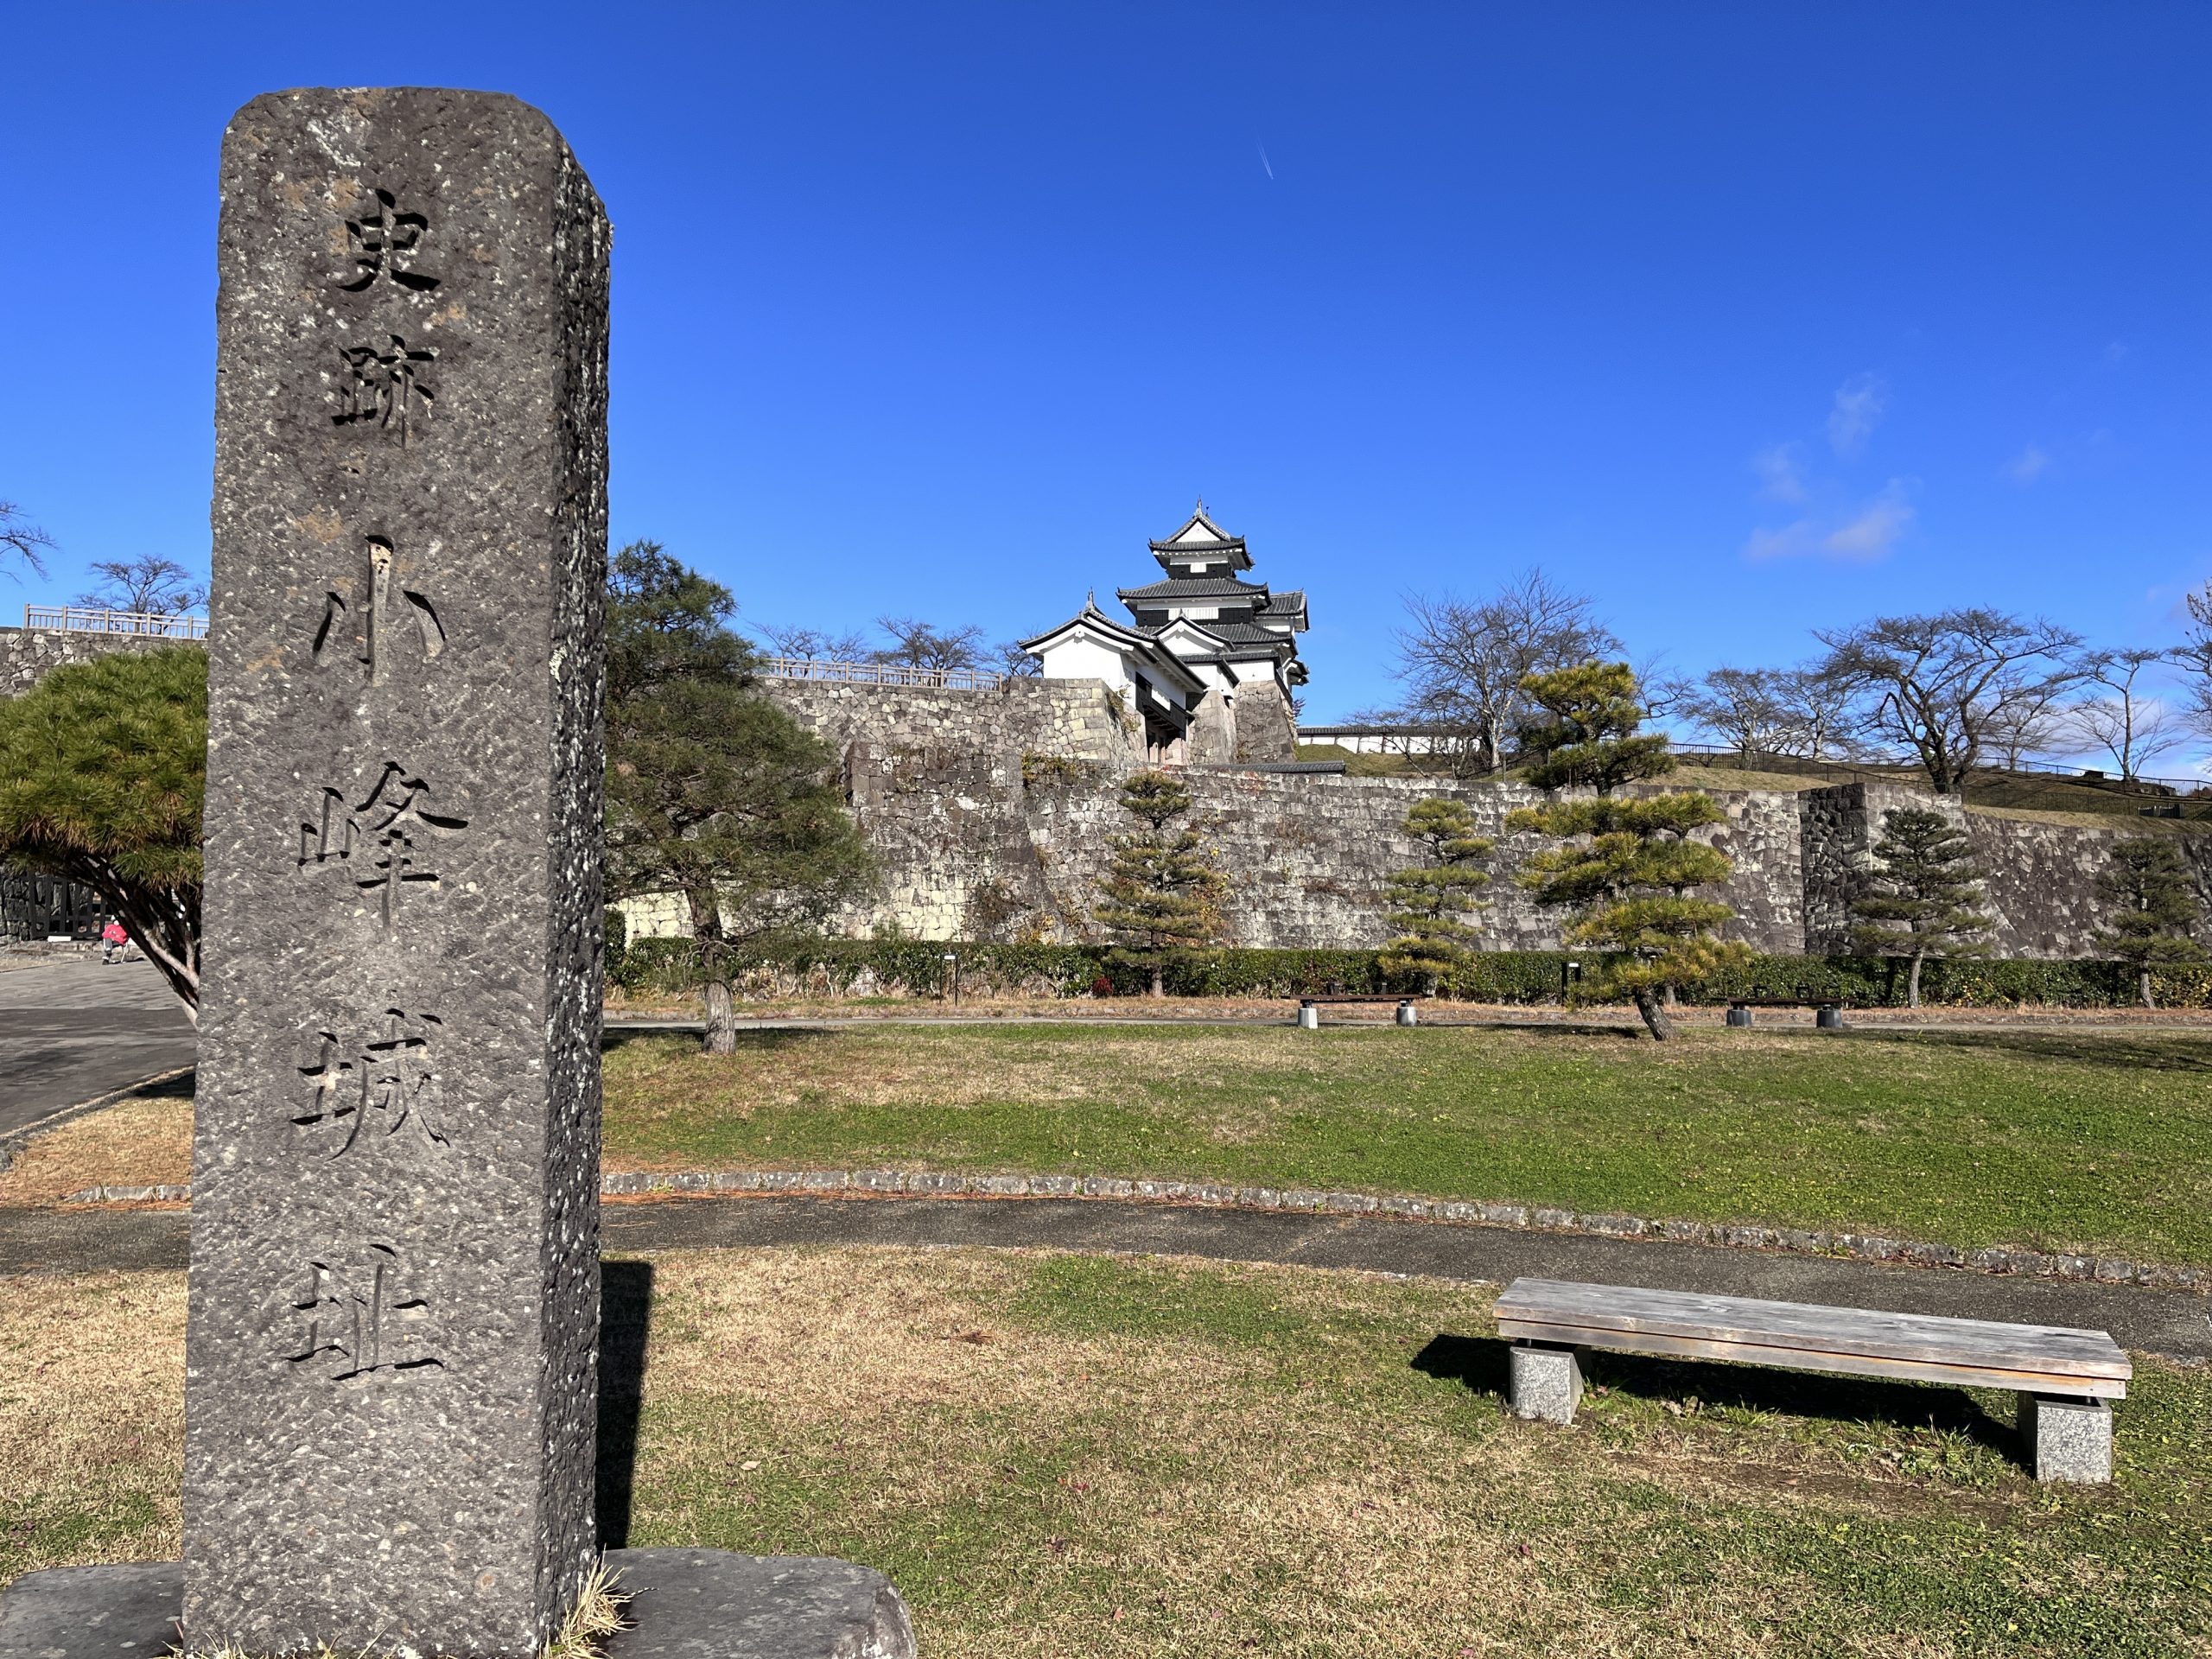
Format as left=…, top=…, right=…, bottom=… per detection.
left=3, top=1249, right=2206, bottom=1657
left=596, top=1024, right=2212, bottom=1267
left=9, top=1024, right=2212, bottom=1267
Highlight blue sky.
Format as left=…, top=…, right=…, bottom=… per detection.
left=5, top=3, right=2209, bottom=726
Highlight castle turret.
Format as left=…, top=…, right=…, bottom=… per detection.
left=1022, top=501, right=1311, bottom=764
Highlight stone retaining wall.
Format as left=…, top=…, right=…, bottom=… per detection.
left=0, top=626, right=183, bottom=697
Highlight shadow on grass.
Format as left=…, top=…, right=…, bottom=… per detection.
left=1412, top=1333, right=2022, bottom=1462
left=131, top=1069, right=195, bottom=1100
left=1849, top=1027, right=2212, bottom=1074
left=602, top=1027, right=844, bottom=1056
left=1397, top=1020, right=1647, bottom=1042
left=1412, top=1332, right=1510, bottom=1395
left=596, top=1258, right=655, bottom=1548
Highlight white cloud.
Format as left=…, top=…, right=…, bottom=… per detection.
left=1743, top=521, right=1816, bottom=562
left=1746, top=480, right=1914, bottom=564
left=1751, top=442, right=1808, bottom=504
left=1827, top=372, right=1887, bottom=458
left=1823, top=480, right=1915, bottom=561
left=2006, top=444, right=2050, bottom=485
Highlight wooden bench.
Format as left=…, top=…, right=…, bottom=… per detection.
left=1726, top=997, right=1848, bottom=1029
left=1296, top=995, right=1420, bottom=1028
left=1494, top=1277, right=2131, bottom=1483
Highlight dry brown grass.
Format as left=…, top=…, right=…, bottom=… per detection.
left=626, top=1249, right=1803, bottom=1656
left=2, top=1249, right=2202, bottom=1656
left=0, top=1270, right=186, bottom=1573
left=0, top=1090, right=194, bottom=1203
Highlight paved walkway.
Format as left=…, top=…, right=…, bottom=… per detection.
left=607, top=1010, right=2212, bottom=1036
left=0, top=959, right=194, bottom=1140
left=8, top=1195, right=2208, bottom=1360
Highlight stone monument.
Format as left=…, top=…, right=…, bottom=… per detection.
left=183, top=84, right=609, bottom=1653
left=0, top=86, right=912, bottom=1659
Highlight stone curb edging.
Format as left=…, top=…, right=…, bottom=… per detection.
left=594, top=1169, right=2206, bottom=1291
left=60, top=1183, right=194, bottom=1204
left=63, top=1167, right=2202, bottom=1294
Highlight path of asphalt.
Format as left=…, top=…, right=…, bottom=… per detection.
left=8, top=1195, right=2208, bottom=1361
left=0, top=960, right=195, bottom=1140
left=608, top=1011, right=2212, bottom=1036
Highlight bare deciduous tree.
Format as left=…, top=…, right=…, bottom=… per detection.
left=2063, top=648, right=2188, bottom=780
left=1815, top=610, right=2082, bottom=795
left=1383, top=571, right=1620, bottom=776
left=0, top=501, right=54, bottom=580
left=2177, top=583, right=2212, bottom=736
left=754, top=622, right=871, bottom=662
left=1770, top=665, right=1859, bottom=760
left=873, top=616, right=987, bottom=672
left=1675, top=667, right=1796, bottom=761
left=76, top=554, right=208, bottom=617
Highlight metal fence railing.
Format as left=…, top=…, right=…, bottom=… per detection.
left=22, top=604, right=209, bottom=640
left=757, top=656, right=1007, bottom=691
left=1664, top=739, right=2209, bottom=798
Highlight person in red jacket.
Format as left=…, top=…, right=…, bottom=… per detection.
left=100, top=918, right=129, bottom=964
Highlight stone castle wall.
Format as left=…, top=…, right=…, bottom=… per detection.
left=759, top=681, right=2212, bottom=957
left=0, top=626, right=186, bottom=697
left=10, top=640, right=2183, bottom=958
left=614, top=677, right=2212, bottom=958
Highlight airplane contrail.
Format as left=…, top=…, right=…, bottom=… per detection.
left=1258, top=143, right=1274, bottom=181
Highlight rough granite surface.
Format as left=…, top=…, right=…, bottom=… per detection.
left=2028, top=1394, right=2115, bottom=1484
left=1508, top=1342, right=1584, bottom=1425
left=183, top=86, right=609, bottom=1654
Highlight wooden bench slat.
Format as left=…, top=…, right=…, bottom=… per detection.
left=1497, top=1316, right=2126, bottom=1399
left=1495, top=1279, right=2131, bottom=1382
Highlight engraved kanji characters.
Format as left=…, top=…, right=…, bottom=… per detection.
left=333, top=334, right=437, bottom=442
left=295, top=1008, right=450, bottom=1155
left=312, top=537, right=446, bottom=686
left=298, top=762, right=469, bottom=925
left=339, top=187, right=440, bottom=293
left=286, top=1243, right=442, bottom=1379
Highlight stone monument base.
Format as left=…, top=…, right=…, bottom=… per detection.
left=0, top=1548, right=914, bottom=1659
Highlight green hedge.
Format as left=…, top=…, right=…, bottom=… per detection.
left=606, top=932, right=2206, bottom=1007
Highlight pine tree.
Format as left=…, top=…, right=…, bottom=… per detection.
left=2094, top=836, right=2206, bottom=1009
left=1516, top=662, right=1675, bottom=792
left=1093, top=770, right=1227, bottom=996
left=0, top=645, right=206, bottom=1017
left=1848, top=807, right=1987, bottom=1008
left=1378, top=798, right=1493, bottom=994
left=1508, top=663, right=1745, bottom=1039
left=604, top=542, right=874, bottom=1053
left=1510, top=792, right=1750, bottom=1040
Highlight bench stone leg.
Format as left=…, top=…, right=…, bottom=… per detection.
left=1726, top=1006, right=1753, bottom=1027
left=1296, top=1005, right=1319, bottom=1029
left=2025, top=1394, right=2113, bottom=1483
left=1395, top=1000, right=1418, bottom=1027
left=1510, top=1342, right=1582, bottom=1425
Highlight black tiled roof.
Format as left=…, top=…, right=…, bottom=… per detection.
left=1171, top=620, right=1294, bottom=648
left=1116, top=575, right=1269, bottom=601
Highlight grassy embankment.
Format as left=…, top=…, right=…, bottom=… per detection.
left=3, top=1250, right=2206, bottom=1657
left=16, top=1024, right=2210, bottom=1267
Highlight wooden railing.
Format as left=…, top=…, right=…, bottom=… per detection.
left=758, top=656, right=1007, bottom=690
left=23, top=604, right=209, bottom=639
